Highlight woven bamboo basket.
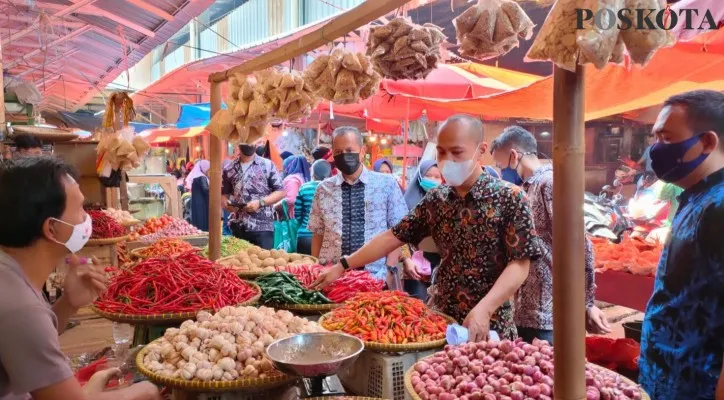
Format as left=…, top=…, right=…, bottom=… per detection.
left=318, top=312, right=455, bottom=353
left=11, top=126, right=78, bottom=142
left=216, top=255, right=319, bottom=279
left=121, top=219, right=141, bottom=228
left=403, top=356, right=650, bottom=400
left=86, top=235, right=130, bottom=246
left=90, top=281, right=261, bottom=325
left=135, top=341, right=297, bottom=392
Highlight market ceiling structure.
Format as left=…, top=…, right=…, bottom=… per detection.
left=0, top=0, right=215, bottom=112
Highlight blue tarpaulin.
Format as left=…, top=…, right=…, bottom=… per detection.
left=176, top=102, right=226, bottom=128
left=56, top=110, right=161, bottom=133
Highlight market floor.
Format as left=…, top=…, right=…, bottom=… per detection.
left=59, top=302, right=644, bottom=359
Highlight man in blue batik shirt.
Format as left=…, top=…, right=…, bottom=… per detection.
left=639, top=90, right=724, bottom=400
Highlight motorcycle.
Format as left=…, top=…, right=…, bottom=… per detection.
left=584, top=180, right=633, bottom=242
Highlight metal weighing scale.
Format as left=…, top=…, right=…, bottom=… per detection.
left=266, top=332, right=364, bottom=398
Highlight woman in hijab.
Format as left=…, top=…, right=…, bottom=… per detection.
left=280, top=155, right=312, bottom=217
left=400, top=160, right=443, bottom=300
left=187, top=160, right=211, bottom=231
left=373, top=158, right=394, bottom=174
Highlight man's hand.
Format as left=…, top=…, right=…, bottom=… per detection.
left=245, top=200, right=261, bottom=213
left=586, top=306, right=612, bottom=334
left=402, top=258, right=421, bottom=280
left=463, top=303, right=493, bottom=343
left=310, top=263, right=345, bottom=290
left=224, top=204, right=239, bottom=213
left=83, top=368, right=121, bottom=394
left=63, top=255, right=107, bottom=310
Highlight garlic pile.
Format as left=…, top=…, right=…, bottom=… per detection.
left=303, top=48, right=381, bottom=105
left=454, top=0, right=534, bottom=60
left=366, top=17, right=447, bottom=81
left=143, top=306, right=324, bottom=381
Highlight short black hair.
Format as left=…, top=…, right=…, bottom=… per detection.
left=0, top=156, right=78, bottom=247
left=332, top=126, right=364, bottom=147
left=663, top=90, right=724, bottom=148
left=12, top=134, right=42, bottom=150
left=491, top=126, right=537, bottom=154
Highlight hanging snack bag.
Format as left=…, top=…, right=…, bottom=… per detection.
left=454, top=0, right=534, bottom=60
left=527, top=0, right=620, bottom=71
left=620, top=0, right=673, bottom=65
left=577, top=0, right=624, bottom=69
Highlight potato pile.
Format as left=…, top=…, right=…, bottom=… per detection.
left=366, top=17, right=446, bottom=81
left=454, top=0, right=534, bottom=60
left=142, top=306, right=324, bottom=381
left=526, top=0, right=671, bottom=72
left=217, top=245, right=317, bottom=273
left=303, top=48, right=381, bottom=104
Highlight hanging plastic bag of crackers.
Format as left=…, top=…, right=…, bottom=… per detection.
left=454, top=0, right=534, bottom=60
left=620, top=0, right=674, bottom=65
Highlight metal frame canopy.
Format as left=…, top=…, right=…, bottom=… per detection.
left=205, top=1, right=588, bottom=399
left=0, top=0, right=214, bottom=112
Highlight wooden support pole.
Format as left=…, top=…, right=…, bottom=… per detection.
left=552, top=65, right=586, bottom=400
left=207, top=81, right=223, bottom=261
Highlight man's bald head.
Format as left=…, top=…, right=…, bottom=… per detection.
left=439, top=114, right=484, bottom=143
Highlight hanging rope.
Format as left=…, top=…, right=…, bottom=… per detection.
left=117, top=26, right=131, bottom=90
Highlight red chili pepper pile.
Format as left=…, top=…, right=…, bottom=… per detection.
left=321, top=291, right=448, bottom=344
left=89, top=210, right=125, bottom=239
left=138, top=238, right=195, bottom=258
left=280, top=264, right=384, bottom=303
left=95, top=251, right=258, bottom=315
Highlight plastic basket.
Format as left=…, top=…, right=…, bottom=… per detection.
left=338, top=349, right=437, bottom=400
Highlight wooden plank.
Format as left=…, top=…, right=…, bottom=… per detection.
left=207, top=82, right=222, bottom=261
left=209, top=0, right=413, bottom=82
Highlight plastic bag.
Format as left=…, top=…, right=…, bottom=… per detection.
left=527, top=0, right=619, bottom=71
left=455, top=0, right=534, bottom=60
left=577, top=0, right=624, bottom=69
left=620, top=0, right=673, bottom=65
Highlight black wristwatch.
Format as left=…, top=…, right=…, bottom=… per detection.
left=340, top=257, right=351, bottom=270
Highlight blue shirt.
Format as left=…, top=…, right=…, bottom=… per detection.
left=294, top=180, right=320, bottom=238
left=639, top=167, right=724, bottom=400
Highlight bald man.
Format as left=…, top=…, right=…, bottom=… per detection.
left=312, top=114, right=541, bottom=342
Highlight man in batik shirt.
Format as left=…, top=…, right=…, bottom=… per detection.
left=491, top=126, right=610, bottom=344
left=313, top=115, right=541, bottom=341
left=222, top=143, right=285, bottom=249
left=639, top=90, right=724, bottom=399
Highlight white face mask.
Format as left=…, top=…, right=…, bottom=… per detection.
left=52, top=214, right=92, bottom=253
left=440, top=147, right=480, bottom=187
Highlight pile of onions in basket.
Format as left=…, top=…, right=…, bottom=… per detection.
left=408, top=338, right=642, bottom=400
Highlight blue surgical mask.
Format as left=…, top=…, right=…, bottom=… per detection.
left=500, top=152, right=525, bottom=185
left=650, top=134, right=709, bottom=183
left=419, top=177, right=441, bottom=192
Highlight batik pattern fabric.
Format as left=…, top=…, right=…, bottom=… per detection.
left=639, top=168, right=724, bottom=400
left=515, top=164, right=595, bottom=331
left=222, top=155, right=283, bottom=232
left=308, top=168, right=408, bottom=280
left=391, top=171, right=542, bottom=340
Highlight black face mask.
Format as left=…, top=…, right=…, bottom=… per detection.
left=334, top=153, right=361, bottom=176
left=255, top=146, right=266, bottom=157
left=239, top=144, right=256, bottom=157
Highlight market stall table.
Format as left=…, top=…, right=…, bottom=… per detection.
left=595, top=271, right=655, bottom=312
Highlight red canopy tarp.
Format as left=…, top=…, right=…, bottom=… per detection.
left=416, top=38, right=724, bottom=121
left=366, top=118, right=401, bottom=135
left=139, top=127, right=208, bottom=144
left=318, top=63, right=542, bottom=122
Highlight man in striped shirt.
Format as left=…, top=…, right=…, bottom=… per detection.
left=295, top=160, right=332, bottom=255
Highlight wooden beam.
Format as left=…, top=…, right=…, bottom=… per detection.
left=552, top=65, right=587, bottom=400
left=1, top=0, right=96, bottom=45
left=126, top=0, right=175, bottom=21
left=4, top=25, right=91, bottom=69
left=207, top=81, right=222, bottom=260
left=209, top=0, right=412, bottom=82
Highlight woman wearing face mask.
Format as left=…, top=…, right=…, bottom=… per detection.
left=0, top=156, right=161, bottom=400
left=186, top=160, right=210, bottom=232
left=312, top=115, right=541, bottom=342
left=400, top=160, right=442, bottom=300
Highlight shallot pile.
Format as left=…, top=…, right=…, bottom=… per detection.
left=138, top=219, right=204, bottom=242
left=142, top=306, right=324, bottom=381
left=409, top=339, right=642, bottom=400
